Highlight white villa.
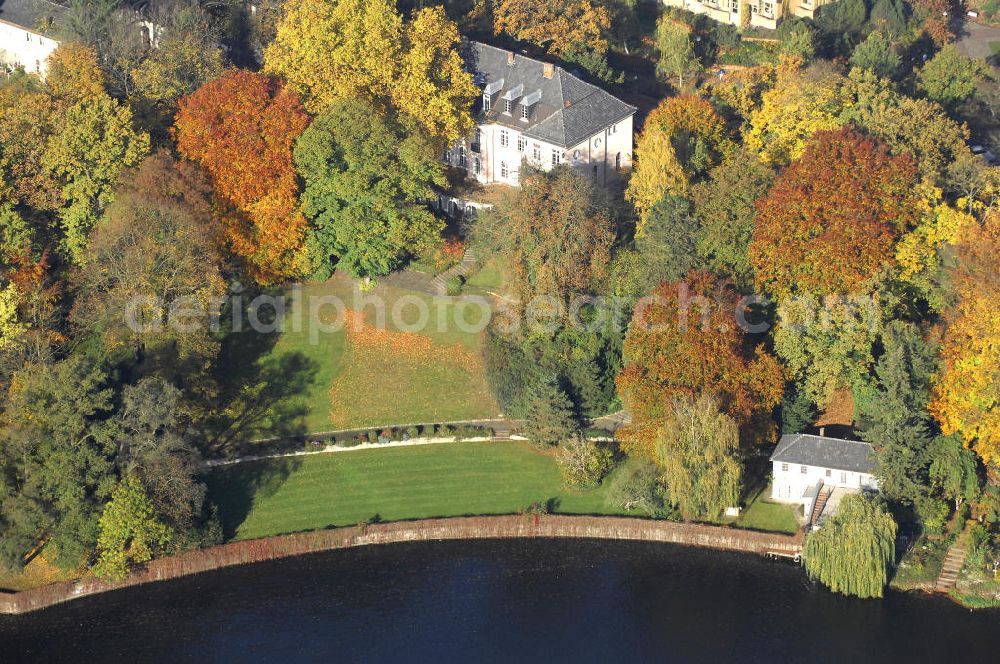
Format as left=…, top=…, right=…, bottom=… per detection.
left=0, top=0, right=66, bottom=76
left=443, top=41, right=637, bottom=190
left=662, top=0, right=837, bottom=30
left=771, top=432, right=878, bottom=528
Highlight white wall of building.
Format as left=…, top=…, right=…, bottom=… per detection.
left=771, top=461, right=877, bottom=503
left=0, top=21, right=60, bottom=76
left=447, top=114, right=633, bottom=188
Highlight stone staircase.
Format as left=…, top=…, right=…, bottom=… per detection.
left=936, top=543, right=969, bottom=592
left=430, top=248, right=478, bottom=296
left=807, top=485, right=834, bottom=529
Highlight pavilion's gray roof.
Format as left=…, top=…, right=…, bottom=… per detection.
left=465, top=41, right=636, bottom=149
left=0, top=0, right=67, bottom=33
left=771, top=434, right=877, bottom=474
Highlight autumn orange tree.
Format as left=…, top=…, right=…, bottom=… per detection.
left=174, top=70, right=310, bottom=283
left=493, top=0, right=611, bottom=58
left=910, top=0, right=954, bottom=45
left=750, top=128, right=921, bottom=298
left=615, top=271, right=784, bottom=459
left=930, top=213, right=1000, bottom=465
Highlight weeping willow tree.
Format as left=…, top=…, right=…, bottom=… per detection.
left=653, top=393, right=742, bottom=521
left=803, top=494, right=897, bottom=599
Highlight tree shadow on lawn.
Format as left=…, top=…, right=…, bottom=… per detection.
left=202, top=288, right=321, bottom=456
left=206, top=456, right=303, bottom=541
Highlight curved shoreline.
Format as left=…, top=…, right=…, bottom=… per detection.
left=0, top=515, right=802, bottom=615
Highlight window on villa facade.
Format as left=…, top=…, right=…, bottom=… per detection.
left=517, top=136, right=525, bottom=152
left=442, top=149, right=450, bottom=163
left=483, top=93, right=491, bottom=112
left=730, top=0, right=738, bottom=10
left=615, top=152, right=621, bottom=171
left=473, top=128, right=482, bottom=151
left=500, top=130, right=508, bottom=147
left=781, top=463, right=788, bottom=472
left=474, top=157, right=481, bottom=175
left=826, top=469, right=832, bottom=477
left=841, top=471, right=847, bottom=483
left=800, top=465, right=807, bottom=474
left=500, top=161, right=509, bottom=179
left=504, top=99, right=512, bottom=114
left=532, top=144, right=541, bottom=161
left=459, top=146, right=466, bottom=167
left=551, top=149, right=563, bottom=166
left=764, top=2, right=773, bottom=13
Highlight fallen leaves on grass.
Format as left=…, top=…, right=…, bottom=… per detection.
left=328, top=312, right=497, bottom=427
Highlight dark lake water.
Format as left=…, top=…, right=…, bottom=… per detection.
left=1, top=538, right=997, bottom=663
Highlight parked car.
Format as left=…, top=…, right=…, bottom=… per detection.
left=971, top=144, right=998, bottom=165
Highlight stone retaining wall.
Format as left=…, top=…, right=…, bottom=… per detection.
left=0, top=515, right=803, bottom=615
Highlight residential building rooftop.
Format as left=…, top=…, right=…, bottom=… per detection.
left=464, top=41, right=636, bottom=149
left=0, top=0, right=67, bottom=33
left=771, top=434, right=877, bottom=474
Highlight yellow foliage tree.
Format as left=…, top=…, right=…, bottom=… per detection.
left=395, top=7, right=478, bottom=144
left=264, top=0, right=475, bottom=145
left=493, top=0, right=610, bottom=57
left=930, top=213, right=1000, bottom=465
left=895, top=186, right=976, bottom=281
left=644, top=95, right=732, bottom=178
left=704, top=65, right=777, bottom=126
left=625, top=124, right=688, bottom=232
left=264, top=0, right=401, bottom=114
left=745, top=64, right=850, bottom=166
left=45, top=43, right=106, bottom=106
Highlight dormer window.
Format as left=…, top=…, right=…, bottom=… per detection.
left=519, top=90, right=542, bottom=123
left=483, top=79, right=504, bottom=114
left=501, top=84, right=524, bottom=117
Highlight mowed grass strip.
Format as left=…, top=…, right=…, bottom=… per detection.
left=207, top=441, right=623, bottom=541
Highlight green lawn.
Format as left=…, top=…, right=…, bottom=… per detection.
left=216, top=276, right=499, bottom=438
left=465, top=258, right=505, bottom=291
left=207, top=441, right=624, bottom=540
left=733, top=486, right=801, bottom=534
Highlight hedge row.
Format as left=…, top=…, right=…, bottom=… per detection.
left=225, top=424, right=499, bottom=458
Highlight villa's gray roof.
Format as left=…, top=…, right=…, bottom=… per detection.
left=0, top=0, right=67, bottom=33
left=771, top=434, right=876, bottom=474
left=465, top=41, right=636, bottom=149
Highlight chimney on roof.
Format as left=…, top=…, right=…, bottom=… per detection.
left=507, top=51, right=515, bottom=65
left=564, top=99, right=572, bottom=108
left=543, top=62, right=554, bottom=79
